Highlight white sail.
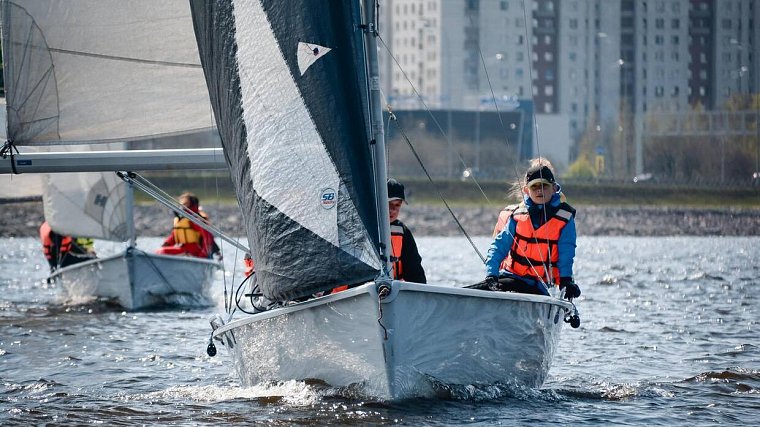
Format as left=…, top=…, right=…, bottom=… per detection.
left=42, top=173, right=127, bottom=241
left=2, top=0, right=213, bottom=147
left=0, top=0, right=224, bottom=310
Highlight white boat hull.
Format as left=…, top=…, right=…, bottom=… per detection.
left=52, top=248, right=220, bottom=310
left=212, top=281, right=573, bottom=400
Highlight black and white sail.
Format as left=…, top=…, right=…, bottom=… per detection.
left=190, top=1, right=381, bottom=301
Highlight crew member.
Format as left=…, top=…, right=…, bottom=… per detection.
left=156, top=192, right=221, bottom=259
left=388, top=178, right=426, bottom=283
left=483, top=161, right=580, bottom=299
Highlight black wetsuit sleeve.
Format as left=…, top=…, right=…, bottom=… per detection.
left=400, top=225, right=427, bottom=284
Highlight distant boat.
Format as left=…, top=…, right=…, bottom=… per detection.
left=192, top=0, right=577, bottom=400
left=0, top=0, right=223, bottom=310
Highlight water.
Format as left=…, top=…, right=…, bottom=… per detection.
left=1, top=236, right=758, bottom=425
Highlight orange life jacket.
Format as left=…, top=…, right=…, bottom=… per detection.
left=492, top=204, right=521, bottom=238
left=493, top=204, right=521, bottom=270
left=172, top=216, right=202, bottom=244
left=390, top=224, right=404, bottom=280
left=505, top=204, right=574, bottom=285
left=39, top=221, right=72, bottom=262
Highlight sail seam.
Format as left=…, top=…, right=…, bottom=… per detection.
left=47, top=47, right=202, bottom=68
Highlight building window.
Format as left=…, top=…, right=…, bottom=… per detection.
left=655, top=18, right=664, bottom=29
left=545, top=85, right=554, bottom=96
left=569, top=18, right=578, bottom=29
left=544, top=102, right=553, bottom=113
left=671, top=19, right=680, bottom=29
left=500, top=0, right=508, bottom=10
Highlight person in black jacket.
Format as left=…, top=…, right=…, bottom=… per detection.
left=387, top=178, right=426, bottom=283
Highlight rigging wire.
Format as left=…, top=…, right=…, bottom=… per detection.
left=376, top=34, right=492, bottom=204
left=116, top=172, right=249, bottom=253
left=519, top=0, right=554, bottom=286
left=387, top=108, right=485, bottom=263
left=375, top=2, right=559, bottom=286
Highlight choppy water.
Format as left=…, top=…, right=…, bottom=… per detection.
left=1, top=236, right=758, bottom=425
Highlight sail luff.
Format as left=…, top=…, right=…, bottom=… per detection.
left=190, top=0, right=381, bottom=301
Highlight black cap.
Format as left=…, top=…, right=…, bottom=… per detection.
left=525, top=165, right=555, bottom=187
left=387, top=178, right=406, bottom=202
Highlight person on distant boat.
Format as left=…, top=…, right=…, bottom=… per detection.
left=482, top=161, right=580, bottom=299
left=39, top=221, right=96, bottom=273
left=388, top=178, right=426, bottom=283
left=156, top=192, right=221, bottom=260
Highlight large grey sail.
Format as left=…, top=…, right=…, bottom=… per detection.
left=190, top=0, right=381, bottom=301
left=0, top=0, right=213, bottom=146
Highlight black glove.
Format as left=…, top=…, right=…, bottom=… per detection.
left=560, top=277, right=581, bottom=299
left=484, top=276, right=500, bottom=291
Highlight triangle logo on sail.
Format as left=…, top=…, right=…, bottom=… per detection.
left=297, top=41, right=332, bottom=76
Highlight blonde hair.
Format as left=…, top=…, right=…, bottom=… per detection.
left=508, top=157, right=556, bottom=200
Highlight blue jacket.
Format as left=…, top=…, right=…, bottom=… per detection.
left=485, top=192, right=576, bottom=280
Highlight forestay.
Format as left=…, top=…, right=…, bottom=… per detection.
left=190, top=1, right=382, bottom=301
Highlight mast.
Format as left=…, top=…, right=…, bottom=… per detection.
left=363, top=0, right=392, bottom=279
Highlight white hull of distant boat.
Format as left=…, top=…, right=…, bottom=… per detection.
left=51, top=249, right=220, bottom=310
left=211, top=282, right=573, bottom=400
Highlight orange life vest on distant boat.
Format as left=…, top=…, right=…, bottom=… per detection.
left=172, top=216, right=202, bottom=244
left=39, top=221, right=72, bottom=262
left=505, top=204, right=574, bottom=285
left=390, top=224, right=404, bottom=280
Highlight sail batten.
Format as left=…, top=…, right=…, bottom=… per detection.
left=191, top=0, right=381, bottom=301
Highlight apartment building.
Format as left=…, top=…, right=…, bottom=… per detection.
left=377, top=0, right=759, bottom=172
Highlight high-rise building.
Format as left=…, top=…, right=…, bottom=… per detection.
left=378, top=0, right=759, bottom=173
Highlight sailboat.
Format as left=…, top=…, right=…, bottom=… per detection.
left=191, top=0, right=578, bottom=400
left=0, top=0, right=224, bottom=310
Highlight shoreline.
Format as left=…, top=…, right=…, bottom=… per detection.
left=2, top=200, right=760, bottom=238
